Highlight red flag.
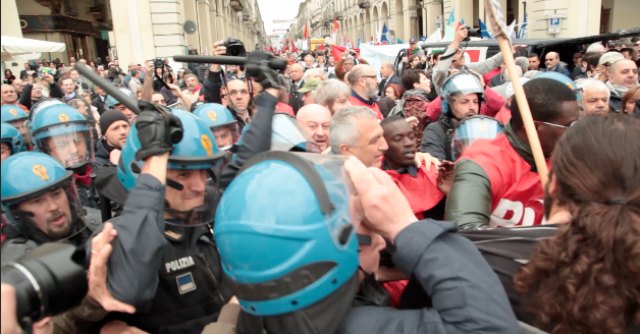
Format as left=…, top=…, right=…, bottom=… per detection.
left=331, top=45, right=360, bottom=62
left=303, top=23, right=310, bottom=39
left=333, top=18, right=340, bottom=33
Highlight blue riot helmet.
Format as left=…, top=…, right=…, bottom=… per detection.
left=30, top=104, right=94, bottom=170
left=1, top=123, right=26, bottom=161
left=1, top=152, right=84, bottom=238
left=215, top=151, right=359, bottom=326
left=1, top=104, right=28, bottom=124
left=271, top=113, right=322, bottom=153
left=451, top=115, right=504, bottom=160
left=30, top=99, right=65, bottom=117
left=118, top=108, right=226, bottom=190
left=1, top=104, right=29, bottom=144
left=118, top=108, right=226, bottom=224
left=534, top=72, right=582, bottom=101
left=440, top=70, right=484, bottom=118
left=192, top=103, right=240, bottom=151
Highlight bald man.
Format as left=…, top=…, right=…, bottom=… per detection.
left=289, top=63, right=305, bottom=113
left=296, top=104, right=332, bottom=152
left=543, top=51, right=570, bottom=77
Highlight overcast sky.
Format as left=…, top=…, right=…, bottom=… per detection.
left=257, top=0, right=303, bottom=36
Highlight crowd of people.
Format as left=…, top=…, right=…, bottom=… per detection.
left=1, top=25, right=639, bottom=334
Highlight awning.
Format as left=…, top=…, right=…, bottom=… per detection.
left=1, top=35, right=66, bottom=61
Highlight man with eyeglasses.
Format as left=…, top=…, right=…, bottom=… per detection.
left=446, top=78, right=580, bottom=229
left=204, top=40, right=256, bottom=129
left=347, top=64, right=383, bottom=120
left=543, top=52, right=571, bottom=78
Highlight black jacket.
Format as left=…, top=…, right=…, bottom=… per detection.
left=378, top=74, right=402, bottom=96
left=90, top=174, right=233, bottom=333
left=420, top=115, right=455, bottom=161
left=338, top=220, right=519, bottom=333
left=289, top=79, right=304, bottom=114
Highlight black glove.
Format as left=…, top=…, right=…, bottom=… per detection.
left=134, top=101, right=183, bottom=161
left=245, top=51, right=286, bottom=89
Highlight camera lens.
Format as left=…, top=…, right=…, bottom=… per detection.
left=1, top=243, right=87, bottom=324
left=154, top=59, right=164, bottom=68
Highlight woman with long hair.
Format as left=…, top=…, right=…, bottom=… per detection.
left=514, top=114, right=640, bottom=334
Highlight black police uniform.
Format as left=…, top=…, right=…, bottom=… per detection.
left=1, top=217, right=99, bottom=266
left=91, top=174, right=233, bottom=334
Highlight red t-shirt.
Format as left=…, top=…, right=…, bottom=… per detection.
left=460, top=134, right=549, bottom=227
left=349, top=95, right=383, bottom=120
left=385, top=163, right=444, bottom=219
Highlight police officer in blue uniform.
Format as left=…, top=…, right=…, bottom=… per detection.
left=29, top=103, right=100, bottom=210
left=1, top=152, right=99, bottom=265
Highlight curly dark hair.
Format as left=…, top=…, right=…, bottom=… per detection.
left=514, top=114, right=640, bottom=334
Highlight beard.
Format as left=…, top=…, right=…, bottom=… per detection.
left=46, top=211, right=73, bottom=239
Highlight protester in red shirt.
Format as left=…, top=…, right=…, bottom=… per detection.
left=446, top=78, right=581, bottom=228
left=347, top=65, right=383, bottom=120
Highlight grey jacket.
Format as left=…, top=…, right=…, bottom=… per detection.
left=338, top=220, right=519, bottom=334
left=433, top=48, right=504, bottom=96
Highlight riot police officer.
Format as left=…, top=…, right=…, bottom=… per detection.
left=193, top=103, right=240, bottom=151
left=91, top=103, right=235, bottom=333
left=1, top=104, right=30, bottom=149
left=29, top=103, right=100, bottom=210
left=213, top=152, right=520, bottom=333
left=1, top=123, right=26, bottom=161
left=1, top=152, right=99, bottom=264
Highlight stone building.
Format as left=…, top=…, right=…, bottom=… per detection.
left=286, top=0, right=638, bottom=46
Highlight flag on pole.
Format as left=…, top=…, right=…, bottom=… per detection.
left=303, top=23, right=310, bottom=39
left=446, top=7, right=455, bottom=26
left=507, top=20, right=517, bottom=40
left=333, top=17, right=340, bottom=34
left=517, top=11, right=528, bottom=39
left=443, top=7, right=456, bottom=41
left=478, top=19, right=494, bottom=39
left=380, top=23, right=391, bottom=44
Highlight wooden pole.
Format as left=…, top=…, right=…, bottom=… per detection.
left=483, top=0, right=549, bottom=187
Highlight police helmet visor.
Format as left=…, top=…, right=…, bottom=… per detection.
left=211, top=122, right=240, bottom=151
left=3, top=176, right=83, bottom=241
left=271, top=114, right=322, bottom=153
left=217, top=152, right=360, bottom=316
left=451, top=115, right=504, bottom=160
left=36, top=124, right=94, bottom=169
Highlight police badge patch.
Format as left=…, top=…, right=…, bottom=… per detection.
left=176, top=272, right=197, bottom=295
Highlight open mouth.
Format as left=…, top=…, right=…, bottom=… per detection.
left=49, top=213, right=66, bottom=226
left=403, top=151, right=416, bottom=159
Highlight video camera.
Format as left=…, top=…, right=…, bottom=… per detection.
left=463, top=26, right=482, bottom=42
left=1, top=243, right=88, bottom=327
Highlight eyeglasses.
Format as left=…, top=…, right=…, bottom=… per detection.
left=535, top=120, right=577, bottom=129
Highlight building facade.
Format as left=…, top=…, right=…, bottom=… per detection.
left=287, top=0, right=638, bottom=46
left=109, top=0, right=268, bottom=67
left=2, top=0, right=268, bottom=68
